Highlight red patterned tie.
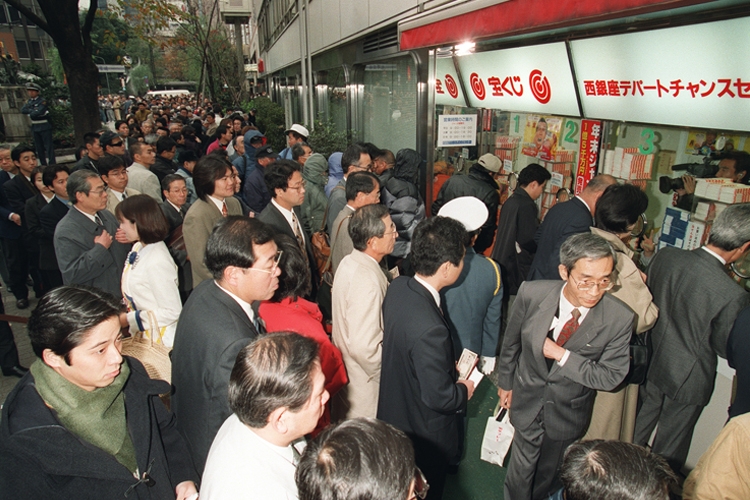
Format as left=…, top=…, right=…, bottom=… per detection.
left=221, top=201, right=228, bottom=217
left=556, top=308, right=580, bottom=346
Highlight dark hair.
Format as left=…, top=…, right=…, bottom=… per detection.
left=162, top=173, right=186, bottom=192
left=205, top=111, right=215, bottom=119
left=722, top=150, right=750, bottom=184
left=518, top=163, right=552, bottom=187
left=83, top=132, right=101, bottom=147
left=169, top=132, right=183, bottom=143
left=296, top=418, right=415, bottom=500
left=228, top=332, right=319, bottom=428
left=287, top=130, right=305, bottom=141
left=264, top=159, right=301, bottom=197
left=193, top=154, right=232, bottom=200
left=11, top=144, right=35, bottom=162
left=374, top=148, right=395, bottom=167
left=411, top=216, right=465, bottom=276
left=205, top=216, right=276, bottom=279
left=42, top=164, right=70, bottom=188
left=349, top=204, right=389, bottom=251
left=270, top=234, right=311, bottom=302
left=98, top=153, right=127, bottom=176
left=156, top=136, right=177, bottom=155
left=707, top=203, right=750, bottom=251
left=66, top=170, right=100, bottom=203
left=215, top=123, right=231, bottom=138
left=595, top=184, right=648, bottom=234
left=560, top=232, right=617, bottom=272
left=291, top=142, right=310, bottom=162
left=560, top=440, right=676, bottom=500
left=115, top=194, right=170, bottom=244
left=345, top=171, right=379, bottom=202
left=181, top=125, right=195, bottom=138
left=28, top=285, right=123, bottom=364
left=114, top=119, right=127, bottom=131
left=128, top=141, right=149, bottom=161
left=30, top=165, right=45, bottom=184
left=341, top=143, right=367, bottom=174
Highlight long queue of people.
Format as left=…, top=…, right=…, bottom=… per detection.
left=0, top=97, right=749, bottom=500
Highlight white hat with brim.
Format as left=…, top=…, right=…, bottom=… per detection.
left=284, top=123, right=309, bottom=139
left=437, top=196, right=489, bottom=231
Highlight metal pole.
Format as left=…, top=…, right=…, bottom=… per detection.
left=297, top=0, right=309, bottom=126
left=304, top=0, right=314, bottom=130
left=234, top=19, right=245, bottom=100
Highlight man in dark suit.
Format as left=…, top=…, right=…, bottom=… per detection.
left=160, top=174, right=192, bottom=302
left=634, top=203, right=750, bottom=473
left=491, top=164, right=551, bottom=334
left=4, top=145, right=43, bottom=306
left=171, top=216, right=280, bottom=474
left=38, top=165, right=70, bottom=291
left=53, top=170, right=129, bottom=298
left=0, top=145, right=23, bottom=298
left=497, top=233, right=634, bottom=500
left=258, top=159, right=319, bottom=299
left=527, top=174, right=615, bottom=281
left=378, top=216, right=475, bottom=500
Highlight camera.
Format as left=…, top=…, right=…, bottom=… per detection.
left=658, top=160, right=719, bottom=194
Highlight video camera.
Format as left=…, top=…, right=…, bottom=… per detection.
left=658, top=156, right=719, bottom=194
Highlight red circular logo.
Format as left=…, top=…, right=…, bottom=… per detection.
left=469, top=73, right=486, bottom=100
left=445, top=74, right=458, bottom=99
left=529, top=70, right=551, bottom=104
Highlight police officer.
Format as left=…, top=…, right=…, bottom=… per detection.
left=20, top=82, right=55, bottom=166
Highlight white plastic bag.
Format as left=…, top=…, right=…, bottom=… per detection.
left=480, top=407, right=515, bottom=467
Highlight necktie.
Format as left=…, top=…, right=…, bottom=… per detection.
left=94, top=214, right=103, bottom=226
left=122, top=191, right=127, bottom=199
left=556, top=308, right=580, bottom=346
left=221, top=201, right=227, bottom=217
left=291, top=212, right=305, bottom=251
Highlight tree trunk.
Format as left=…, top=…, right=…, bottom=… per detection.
left=4, top=0, right=102, bottom=146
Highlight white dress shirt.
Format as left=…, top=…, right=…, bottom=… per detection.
left=549, top=285, right=591, bottom=366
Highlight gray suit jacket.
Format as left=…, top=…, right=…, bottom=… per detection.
left=646, top=247, right=750, bottom=406
left=325, top=179, right=346, bottom=234
left=53, top=207, right=130, bottom=298
left=183, top=197, right=242, bottom=287
left=331, top=205, right=354, bottom=274
left=496, top=280, right=633, bottom=440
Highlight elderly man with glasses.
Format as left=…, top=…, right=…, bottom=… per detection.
left=496, top=232, right=634, bottom=500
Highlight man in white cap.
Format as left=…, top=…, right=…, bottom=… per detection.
left=432, top=153, right=502, bottom=253
left=279, top=124, right=309, bottom=160
left=439, top=196, right=503, bottom=375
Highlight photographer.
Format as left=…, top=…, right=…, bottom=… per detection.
left=675, top=151, right=750, bottom=210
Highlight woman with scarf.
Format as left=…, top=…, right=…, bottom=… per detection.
left=0, top=286, right=199, bottom=498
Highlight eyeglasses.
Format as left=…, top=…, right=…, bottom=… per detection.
left=110, top=142, right=124, bottom=147
left=89, top=187, right=107, bottom=195
left=410, top=468, right=430, bottom=500
left=288, top=180, right=306, bottom=191
left=246, top=251, right=283, bottom=275
left=569, top=274, right=614, bottom=291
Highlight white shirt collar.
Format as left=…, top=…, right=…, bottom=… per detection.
left=575, top=195, right=591, bottom=214
left=110, top=189, right=124, bottom=202
left=207, top=194, right=226, bottom=213
left=271, top=198, right=302, bottom=234
left=167, top=199, right=181, bottom=213
left=550, top=284, right=591, bottom=332
left=42, top=192, right=54, bottom=203
left=214, top=281, right=255, bottom=323
left=414, top=275, right=440, bottom=308
left=701, top=246, right=727, bottom=265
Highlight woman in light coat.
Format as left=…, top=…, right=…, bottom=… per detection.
left=117, top=195, right=182, bottom=347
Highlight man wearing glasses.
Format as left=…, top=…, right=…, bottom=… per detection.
left=325, top=143, right=372, bottom=234
left=171, top=216, right=281, bottom=474
left=496, top=232, right=634, bottom=500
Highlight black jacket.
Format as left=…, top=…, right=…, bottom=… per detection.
left=151, top=156, right=177, bottom=184
left=0, top=357, right=199, bottom=499
left=432, top=164, right=499, bottom=253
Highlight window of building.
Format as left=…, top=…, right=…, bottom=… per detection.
left=31, top=41, right=41, bottom=59
left=7, top=5, right=21, bottom=23
left=0, top=5, right=8, bottom=24
left=361, top=56, right=418, bottom=153
left=16, top=40, right=28, bottom=59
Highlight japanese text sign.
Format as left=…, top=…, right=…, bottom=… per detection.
left=454, top=42, right=580, bottom=116
left=435, top=56, right=467, bottom=107
left=570, top=18, right=750, bottom=132
left=437, top=115, right=477, bottom=147
left=575, top=119, right=602, bottom=195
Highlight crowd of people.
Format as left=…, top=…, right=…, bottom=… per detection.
left=0, top=92, right=749, bottom=500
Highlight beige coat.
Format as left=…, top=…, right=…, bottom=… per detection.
left=331, top=250, right=388, bottom=420
left=106, top=187, right=140, bottom=216
left=183, top=197, right=242, bottom=287
left=584, top=227, right=659, bottom=442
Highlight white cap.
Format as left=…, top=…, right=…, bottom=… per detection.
left=437, top=196, right=488, bottom=231
left=477, top=153, right=502, bottom=173
left=284, top=123, right=309, bottom=139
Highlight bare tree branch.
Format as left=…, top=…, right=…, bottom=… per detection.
left=2, top=0, right=48, bottom=32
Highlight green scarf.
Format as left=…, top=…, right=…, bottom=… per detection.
left=30, top=359, right=138, bottom=473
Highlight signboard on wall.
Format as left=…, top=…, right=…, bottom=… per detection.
left=575, top=119, right=602, bottom=194
left=435, top=57, right=467, bottom=107
left=454, top=42, right=580, bottom=116
left=437, top=115, right=477, bottom=146
left=570, top=18, right=750, bottom=132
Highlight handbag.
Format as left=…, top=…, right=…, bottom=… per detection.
left=311, top=186, right=345, bottom=285
left=480, top=405, right=515, bottom=467
left=121, top=310, right=172, bottom=384
left=623, top=331, right=650, bottom=385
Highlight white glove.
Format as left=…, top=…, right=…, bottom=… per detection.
left=480, top=356, right=496, bottom=375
